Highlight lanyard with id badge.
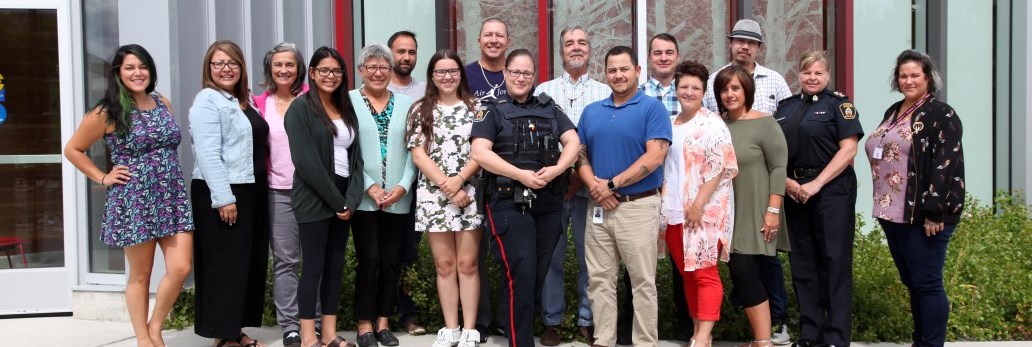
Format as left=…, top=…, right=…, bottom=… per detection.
left=873, top=94, right=929, bottom=160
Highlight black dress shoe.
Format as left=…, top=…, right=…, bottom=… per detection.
left=375, top=329, right=400, bottom=346
left=475, top=325, right=490, bottom=343
left=791, top=340, right=816, bottom=347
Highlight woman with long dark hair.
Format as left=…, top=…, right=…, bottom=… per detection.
left=188, top=40, right=270, bottom=347
left=65, top=44, right=194, bottom=347
left=406, top=50, right=483, bottom=347
left=286, top=46, right=364, bottom=347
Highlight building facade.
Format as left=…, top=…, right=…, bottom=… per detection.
left=0, top=0, right=1028, bottom=317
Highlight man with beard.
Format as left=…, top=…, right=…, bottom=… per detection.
left=578, top=45, right=671, bottom=347
left=464, top=18, right=509, bottom=101
left=701, top=19, right=794, bottom=345
left=388, top=31, right=426, bottom=100
left=533, top=25, right=609, bottom=346
left=703, top=19, right=791, bottom=116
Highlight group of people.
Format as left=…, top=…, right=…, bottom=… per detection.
left=64, top=15, right=965, bottom=347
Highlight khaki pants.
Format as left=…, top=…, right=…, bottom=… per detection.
left=585, top=194, right=660, bottom=347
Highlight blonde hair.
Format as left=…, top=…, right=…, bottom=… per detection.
left=798, top=50, right=831, bottom=73
left=202, top=40, right=249, bottom=104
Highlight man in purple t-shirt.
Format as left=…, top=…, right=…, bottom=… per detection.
left=464, top=18, right=509, bottom=101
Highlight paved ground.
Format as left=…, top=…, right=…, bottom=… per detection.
left=1, top=317, right=1027, bottom=347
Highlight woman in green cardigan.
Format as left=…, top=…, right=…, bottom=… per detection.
left=284, top=46, right=364, bottom=347
left=348, top=43, right=417, bottom=347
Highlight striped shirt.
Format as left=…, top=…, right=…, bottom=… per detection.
left=703, top=62, right=792, bottom=116
left=639, top=77, right=680, bottom=120
left=535, top=72, right=610, bottom=125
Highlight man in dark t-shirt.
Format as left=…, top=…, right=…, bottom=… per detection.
left=465, top=18, right=509, bottom=101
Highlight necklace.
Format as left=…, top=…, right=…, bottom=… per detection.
left=561, top=77, right=588, bottom=110
left=479, top=63, right=503, bottom=95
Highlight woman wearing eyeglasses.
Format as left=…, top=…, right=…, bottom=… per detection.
left=188, top=40, right=270, bottom=347
left=469, top=48, right=581, bottom=347
left=348, top=44, right=417, bottom=347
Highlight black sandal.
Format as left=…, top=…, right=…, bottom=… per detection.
left=237, top=333, right=267, bottom=347
left=326, top=336, right=357, bottom=347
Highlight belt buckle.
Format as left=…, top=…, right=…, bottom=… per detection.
left=792, top=169, right=804, bottom=179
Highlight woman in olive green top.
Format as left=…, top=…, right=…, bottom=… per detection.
left=716, top=65, right=788, bottom=347
left=285, top=47, right=364, bottom=347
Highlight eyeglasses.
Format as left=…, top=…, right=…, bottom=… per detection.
left=314, top=67, right=345, bottom=77
left=432, top=68, right=461, bottom=78
left=507, top=69, right=534, bottom=80
left=210, top=60, right=241, bottom=70
left=362, top=65, right=392, bottom=73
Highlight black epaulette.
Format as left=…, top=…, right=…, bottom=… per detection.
left=829, top=90, right=849, bottom=100
left=536, top=93, right=554, bottom=105
left=780, top=94, right=799, bottom=106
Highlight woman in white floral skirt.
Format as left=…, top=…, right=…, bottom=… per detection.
left=406, top=50, right=484, bottom=347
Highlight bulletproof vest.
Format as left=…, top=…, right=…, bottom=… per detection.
left=488, top=96, right=562, bottom=172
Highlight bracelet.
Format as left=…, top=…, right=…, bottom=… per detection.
left=100, top=174, right=108, bottom=185
left=766, top=206, right=780, bottom=214
left=455, top=172, right=466, bottom=182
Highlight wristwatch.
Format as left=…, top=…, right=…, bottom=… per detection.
left=766, top=206, right=781, bottom=214
left=607, top=180, right=617, bottom=191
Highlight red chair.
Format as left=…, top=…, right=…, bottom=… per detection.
left=0, top=236, right=28, bottom=268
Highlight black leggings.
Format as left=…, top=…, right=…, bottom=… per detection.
left=297, top=175, right=350, bottom=319
left=728, top=253, right=770, bottom=308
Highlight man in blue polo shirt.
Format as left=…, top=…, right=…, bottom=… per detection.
left=576, top=45, right=671, bottom=347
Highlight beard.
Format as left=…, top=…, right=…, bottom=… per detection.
left=393, top=64, right=413, bottom=77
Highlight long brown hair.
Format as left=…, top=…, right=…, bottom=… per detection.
left=305, top=46, right=357, bottom=136
left=202, top=40, right=249, bottom=105
left=407, top=50, right=474, bottom=152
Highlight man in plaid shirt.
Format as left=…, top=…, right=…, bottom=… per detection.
left=639, top=33, right=680, bottom=120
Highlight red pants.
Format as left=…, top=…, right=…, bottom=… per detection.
left=665, top=224, right=723, bottom=321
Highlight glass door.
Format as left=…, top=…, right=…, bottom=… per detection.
left=0, top=0, right=75, bottom=314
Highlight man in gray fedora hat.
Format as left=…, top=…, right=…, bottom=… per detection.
left=702, top=18, right=794, bottom=346
left=703, top=19, right=792, bottom=117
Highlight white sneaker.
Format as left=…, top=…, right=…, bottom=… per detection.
left=458, top=329, right=481, bottom=347
left=772, top=323, right=791, bottom=345
left=432, top=327, right=462, bottom=347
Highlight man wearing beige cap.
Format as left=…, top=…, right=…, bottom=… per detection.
left=702, top=18, right=794, bottom=346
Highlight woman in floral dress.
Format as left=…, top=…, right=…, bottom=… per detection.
left=406, top=50, right=483, bottom=347
left=661, top=61, right=737, bottom=347
left=65, top=44, right=194, bottom=347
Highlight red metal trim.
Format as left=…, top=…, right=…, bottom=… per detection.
left=835, top=0, right=854, bottom=97
left=334, top=0, right=355, bottom=90
left=450, top=0, right=458, bottom=50
left=536, top=0, right=550, bottom=83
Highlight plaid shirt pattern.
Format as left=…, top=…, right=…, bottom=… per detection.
left=639, top=77, right=680, bottom=120
left=703, top=63, right=792, bottom=115
left=535, top=73, right=611, bottom=125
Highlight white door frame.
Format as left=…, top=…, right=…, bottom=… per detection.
left=0, top=0, right=78, bottom=315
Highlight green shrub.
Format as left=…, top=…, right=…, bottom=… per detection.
left=167, top=193, right=1032, bottom=342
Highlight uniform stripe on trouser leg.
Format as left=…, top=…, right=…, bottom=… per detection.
left=485, top=205, right=518, bottom=347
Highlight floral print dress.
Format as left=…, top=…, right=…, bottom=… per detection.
left=407, top=102, right=483, bottom=232
left=101, top=93, right=194, bottom=246
left=668, top=110, right=738, bottom=271
left=866, top=116, right=913, bottom=223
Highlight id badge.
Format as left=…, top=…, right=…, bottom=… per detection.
left=592, top=206, right=604, bottom=224
left=872, top=147, right=884, bottom=160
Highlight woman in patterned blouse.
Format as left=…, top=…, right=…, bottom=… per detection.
left=864, top=49, right=964, bottom=347
left=407, top=50, right=484, bottom=347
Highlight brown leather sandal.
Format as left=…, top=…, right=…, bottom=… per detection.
left=238, top=333, right=267, bottom=347
left=326, top=336, right=357, bottom=347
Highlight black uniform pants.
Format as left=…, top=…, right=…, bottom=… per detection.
left=785, top=170, right=857, bottom=346
left=485, top=190, right=563, bottom=347
left=192, top=180, right=269, bottom=339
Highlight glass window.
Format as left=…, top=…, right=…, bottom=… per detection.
left=455, top=0, right=539, bottom=69
left=0, top=9, right=65, bottom=270
left=751, top=0, right=830, bottom=90
left=550, top=0, right=634, bottom=82
left=647, top=0, right=730, bottom=72
left=82, top=0, right=124, bottom=274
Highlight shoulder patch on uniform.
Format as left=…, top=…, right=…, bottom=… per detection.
left=839, top=103, right=857, bottom=120
left=473, top=104, right=489, bottom=122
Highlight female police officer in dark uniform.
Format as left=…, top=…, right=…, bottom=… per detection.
left=774, top=51, right=863, bottom=347
left=470, top=48, right=580, bottom=347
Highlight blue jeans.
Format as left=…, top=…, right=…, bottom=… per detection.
left=541, top=194, right=592, bottom=327
left=758, top=254, right=788, bottom=325
left=880, top=220, right=955, bottom=347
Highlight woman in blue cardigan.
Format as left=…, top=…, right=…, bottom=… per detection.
left=348, top=43, right=417, bottom=347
